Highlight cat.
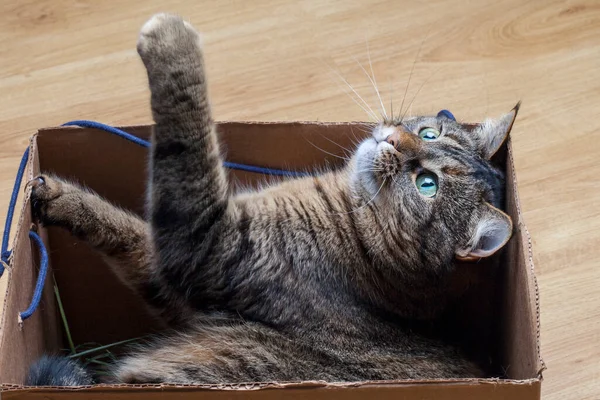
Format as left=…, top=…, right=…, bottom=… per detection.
left=26, top=13, right=518, bottom=386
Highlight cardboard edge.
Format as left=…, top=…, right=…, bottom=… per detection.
left=506, top=139, right=546, bottom=378
left=3, top=134, right=36, bottom=268
left=38, top=121, right=476, bottom=139
left=0, top=134, right=36, bottom=348
left=39, top=121, right=375, bottom=132
left=0, top=377, right=542, bottom=393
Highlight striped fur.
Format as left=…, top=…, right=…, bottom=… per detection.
left=27, top=14, right=518, bottom=385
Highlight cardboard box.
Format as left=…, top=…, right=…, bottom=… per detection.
left=0, top=122, right=545, bottom=399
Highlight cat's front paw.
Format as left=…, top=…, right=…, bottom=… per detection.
left=137, top=13, right=203, bottom=67
left=28, top=175, right=71, bottom=224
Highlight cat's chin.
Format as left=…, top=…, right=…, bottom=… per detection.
left=351, top=138, right=393, bottom=198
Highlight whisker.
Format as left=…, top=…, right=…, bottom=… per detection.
left=355, top=122, right=376, bottom=131
left=345, top=91, right=380, bottom=121
left=353, top=127, right=373, bottom=134
left=399, top=66, right=443, bottom=122
left=355, top=122, right=376, bottom=129
left=322, top=60, right=380, bottom=121
left=340, top=81, right=379, bottom=121
left=336, top=178, right=387, bottom=215
left=389, top=78, right=394, bottom=122
left=335, top=85, right=380, bottom=122
left=398, top=32, right=430, bottom=123
left=349, top=124, right=374, bottom=136
left=366, top=39, right=387, bottom=120
left=354, top=168, right=385, bottom=174
left=318, top=133, right=356, bottom=155
left=353, top=57, right=385, bottom=120
left=351, top=40, right=386, bottom=120
left=277, top=174, right=386, bottom=224
left=349, top=126, right=367, bottom=144
left=304, top=138, right=351, bottom=161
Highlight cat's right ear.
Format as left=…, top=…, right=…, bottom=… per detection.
left=456, top=203, right=513, bottom=261
left=473, top=102, right=520, bottom=159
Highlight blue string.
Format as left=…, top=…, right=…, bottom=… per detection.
left=1, top=148, right=30, bottom=276
left=62, top=120, right=310, bottom=178
left=63, top=120, right=150, bottom=148
left=437, top=109, right=456, bottom=121
left=19, top=231, right=49, bottom=321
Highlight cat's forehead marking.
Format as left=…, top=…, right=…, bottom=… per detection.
left=441, top=166, right=466, bottom=176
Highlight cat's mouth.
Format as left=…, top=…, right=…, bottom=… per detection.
left=352, top=137, right=397, bottom=197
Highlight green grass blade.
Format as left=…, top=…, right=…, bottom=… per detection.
left=86, top=359, right=112, bottom=367
left=53, top=279, right=76, bottom=354
left=68, top=337, right=145, bottom=359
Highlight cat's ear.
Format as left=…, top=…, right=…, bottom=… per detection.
left=456, top=203, right=513, bottom=261
left=474, top=102, right=520, bottom=159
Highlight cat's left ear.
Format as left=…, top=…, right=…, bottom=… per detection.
left=474, top=102, right=521, bottom=159
left=456, top=202, right=513, bottom=261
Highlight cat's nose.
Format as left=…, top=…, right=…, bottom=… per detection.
left=385, top=130, right=420, bottom=152
left=386, top=132, right=400, bottom=149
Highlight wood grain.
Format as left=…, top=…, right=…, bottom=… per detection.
left=0, top=1, right=598, bottom=398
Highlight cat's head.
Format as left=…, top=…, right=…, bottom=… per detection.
left=351, top=104, right=519, bottom=268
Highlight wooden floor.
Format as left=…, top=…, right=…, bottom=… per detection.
left=1, top=0, right=598, bottom=398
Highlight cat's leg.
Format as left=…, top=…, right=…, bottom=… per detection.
left=136, top=15, right=237, bottom=297
left=29, top=174, right=194, bottom=325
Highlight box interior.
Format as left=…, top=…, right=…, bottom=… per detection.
left=0, top=122, right=543, bottom=397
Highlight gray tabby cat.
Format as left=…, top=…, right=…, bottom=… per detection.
left=26, top=13, right=518, bottom=385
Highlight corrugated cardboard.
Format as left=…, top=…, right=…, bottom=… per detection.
left=0, top=122, right=544, bottom=399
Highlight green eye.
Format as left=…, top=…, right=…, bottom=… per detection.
left=415, top=173, right=438, bottom=198
left=419, top=127, right=440, bottom=141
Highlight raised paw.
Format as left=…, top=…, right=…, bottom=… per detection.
left=137, top=13, right=202, bottom=67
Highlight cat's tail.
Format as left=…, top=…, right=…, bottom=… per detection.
left=26, top=355, right=94, bottom=386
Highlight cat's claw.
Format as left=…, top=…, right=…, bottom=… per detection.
left=26, top=176, right=45, bottom=191
left=28, top=175, right=62, bottom=199
left=28, top=175, right=67, bottom=222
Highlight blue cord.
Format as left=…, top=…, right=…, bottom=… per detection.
left=63, top=120, right=150, bottom=148
left=62, top=120, right=310, bottom=178
left=437, top=109, right=456, bottom=121
left=18, top=231, right=49, bottom=321
left=1, top=148, right=29, bottom=275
